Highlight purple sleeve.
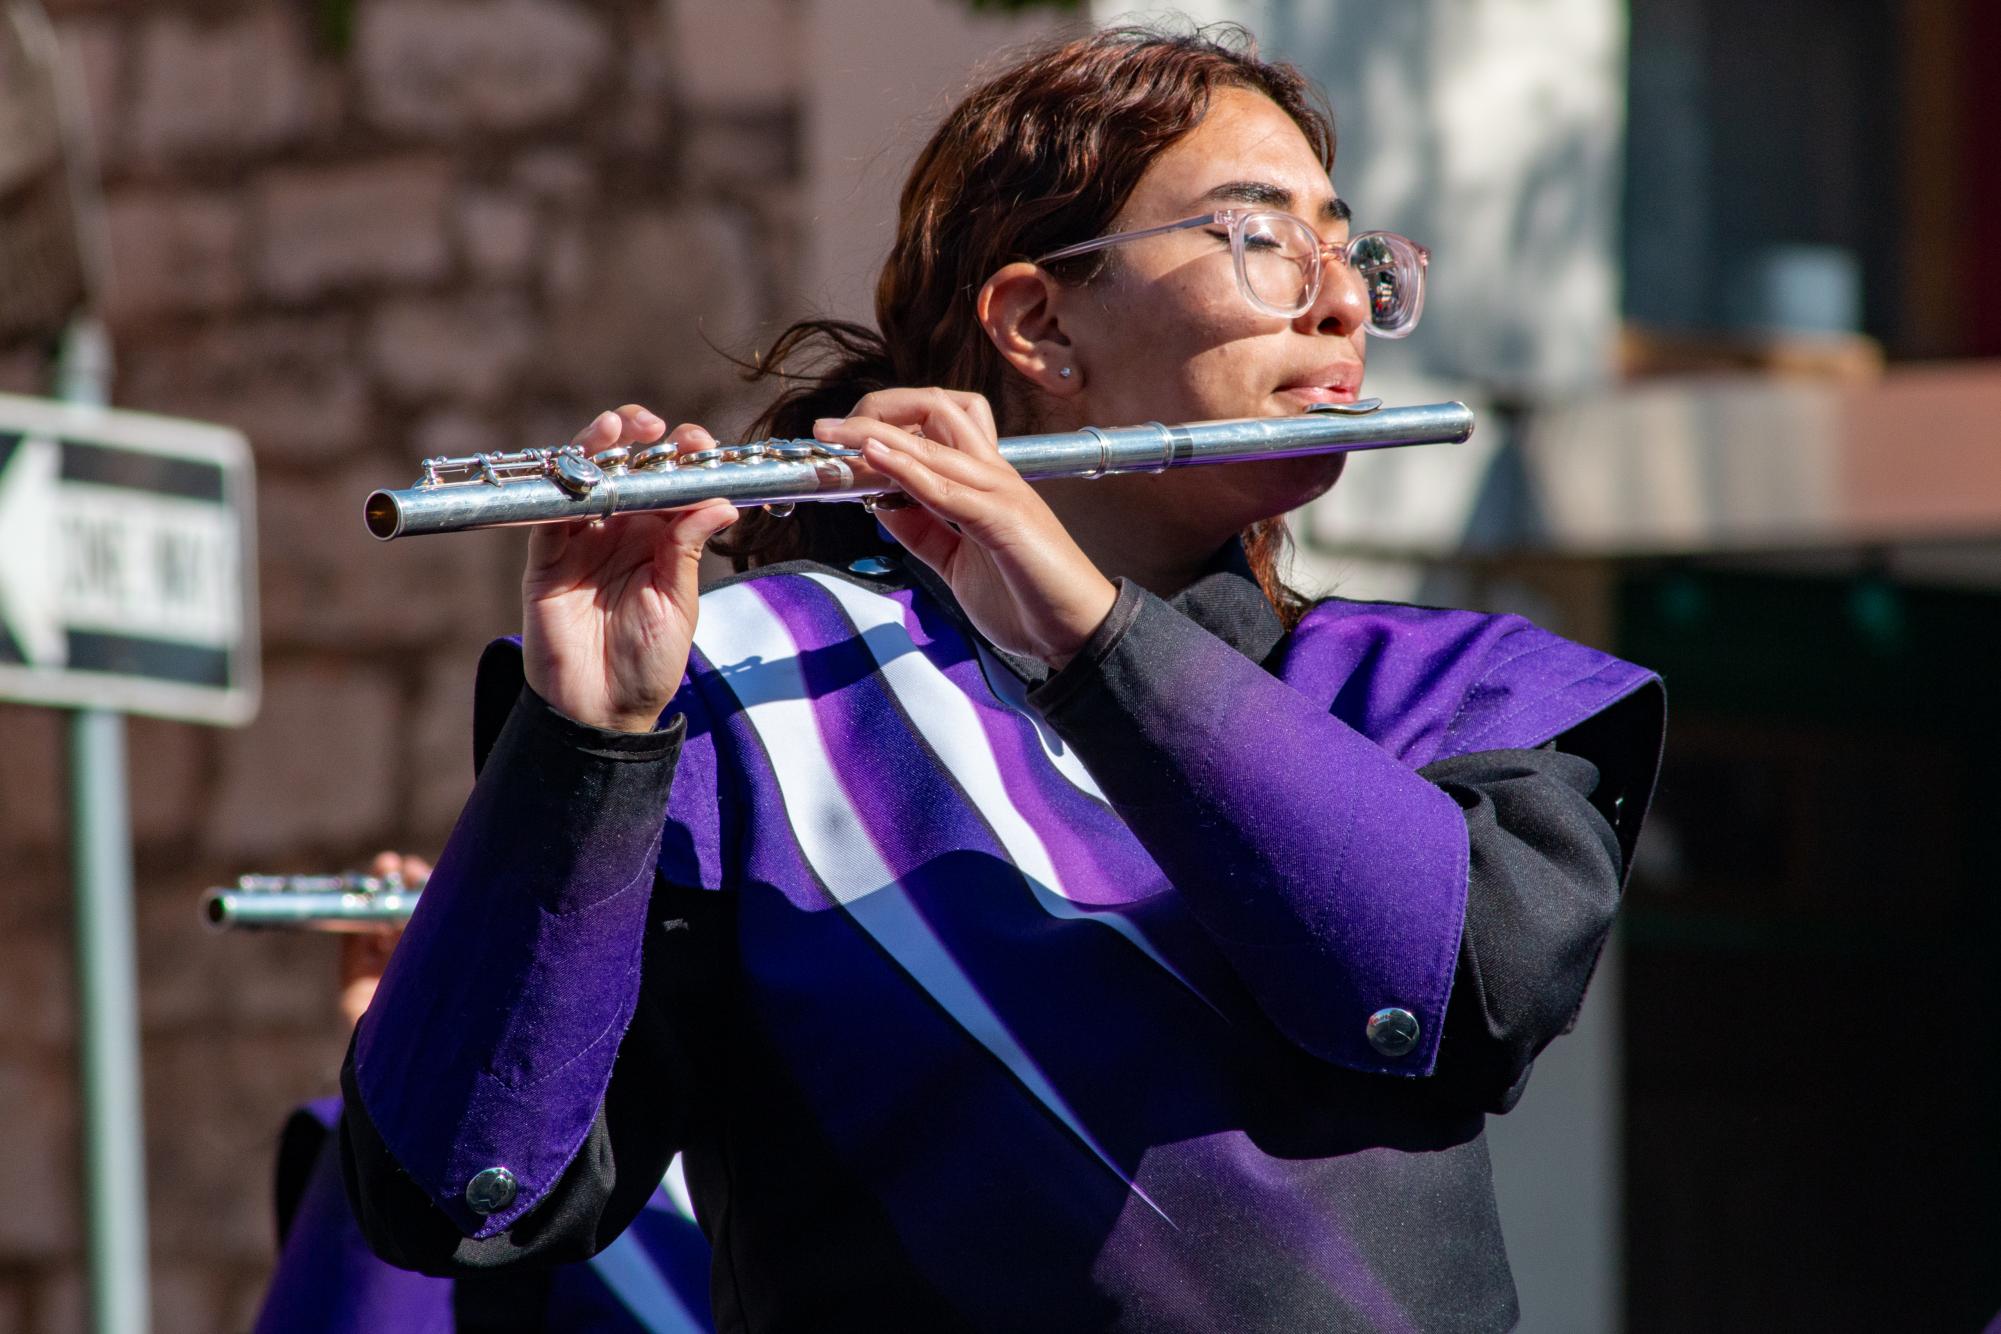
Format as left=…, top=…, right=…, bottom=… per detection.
left=1030, top=581, right=1470, bottom=1076
left=255, top=1107, right=454, bottom=1334
left=349, top=683, right=683, bottom=1238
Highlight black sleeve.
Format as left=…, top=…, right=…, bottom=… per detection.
left=337, top=638, right=734, bottom=1275
left=273, top=1108, right=333, bottom=1246
left=1424, top=682, right=1665, bottom=1113
left=338, top=870, right=733, bottom=1274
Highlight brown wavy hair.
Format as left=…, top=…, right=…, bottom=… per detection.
left=717, top=24, right=1334, bottom=628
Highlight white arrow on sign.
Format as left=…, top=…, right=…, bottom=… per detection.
left=0, top=390, right=256, bottom=727
left=0, top=432, right=243, bottom=668
left=0, top=433, right=62, bottom=665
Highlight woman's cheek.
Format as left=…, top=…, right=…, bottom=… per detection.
left=1185, top=339, right=1278, bottom=418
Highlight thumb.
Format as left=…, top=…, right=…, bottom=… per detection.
left=524, top=517, right=576, bottom=574
left=649, top=499, right=738, bottom=558
left=653, top=499, right=738, bottom=591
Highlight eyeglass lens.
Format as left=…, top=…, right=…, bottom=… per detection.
left=1235, top=212, right=1423, bottom=335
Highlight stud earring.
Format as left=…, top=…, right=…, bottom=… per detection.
left=1058, top=366, right=1073, bottom=379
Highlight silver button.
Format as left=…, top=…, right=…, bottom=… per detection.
left=465, top=1166, right=518, bottom=1215
left=1366, top=1007, right=1421, bottom=1058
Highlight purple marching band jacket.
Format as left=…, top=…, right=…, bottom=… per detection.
left=256, top=1097, right=712, bottom=1333
left=342, top=541, right=1663, bottom=1333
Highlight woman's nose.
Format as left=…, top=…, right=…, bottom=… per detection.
left=1299, top=246, right=1369, bottom=336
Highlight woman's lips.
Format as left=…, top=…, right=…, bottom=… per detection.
left=1273, top=365, right=1366, bottom=406
left=1274, top=383, right=1361, bottom=405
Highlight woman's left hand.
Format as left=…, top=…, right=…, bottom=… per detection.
left=815, top=388, right=1117, bottom=667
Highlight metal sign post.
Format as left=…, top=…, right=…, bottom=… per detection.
left=53, top=319, right=148, bottom=1334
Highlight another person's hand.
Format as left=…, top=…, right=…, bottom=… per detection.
left=813, top=388, right=1117, bottom=667
left=337, top=851, right=431, bottom=1028
left=522, top=407, right=740, bottom=732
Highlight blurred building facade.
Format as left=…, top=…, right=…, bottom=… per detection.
left=1, top=0, right=1995, bottom=1330
left=1137, top=2, right=2001, bottom=1331
left=0, top=1, right=813, bottom=1327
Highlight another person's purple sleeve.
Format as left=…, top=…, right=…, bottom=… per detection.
left=256, top=1100, right=453, bottom=1334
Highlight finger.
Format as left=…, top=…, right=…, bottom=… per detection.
left=525, top=515, right=582, bottom=570
left=860, top=388, right=992, bottom=446
left=657, top=498, right=740, bottom=563
left=664, top=422, right=717, bottom=456
left=847, top=387, right=936, bottom=423
left=357, top=934, right=396, bottom=970
left=651, top=498, right=739, bottom=601
left=935, top=390, right=999, bottom=454
left=612, top=405, right=667, bottom=446
left=569, top=409, right=623, bottom=449
left=338, top=975, right=380, bottom=1028
left=917, top=393, right=998, bottom=460
left=673, top=497, right=740, bottom=547
left=857, top=436, right=994, bottom=528
left=369, top=850, right=401, bottom=877
left=873, top=503, right=962, bottom=574
left=338, top=932, right=396, bottom=987
left=402, top=856, right=433, bottom=883
left=844, top=389, right=998, bottom=461
left=824, top=416, right=995, bottom=489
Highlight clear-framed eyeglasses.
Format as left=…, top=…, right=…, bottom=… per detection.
left=1034, top=209, right=1430, bottom=339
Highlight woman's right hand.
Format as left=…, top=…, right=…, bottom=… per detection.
left=521, top=406, right=739, bottom=733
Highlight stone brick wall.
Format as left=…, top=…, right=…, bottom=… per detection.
left=0, top=1, right=806, bottom=1327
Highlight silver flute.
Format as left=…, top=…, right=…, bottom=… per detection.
left=201, top=872, right=425, bottom=932
left=364, top=398, right=1474, bottom=539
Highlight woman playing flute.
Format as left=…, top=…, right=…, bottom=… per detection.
left=341, top=25, right=1664, bottom=1332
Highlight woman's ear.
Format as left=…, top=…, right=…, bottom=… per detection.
left=977, top=262, right=1082, bottom=394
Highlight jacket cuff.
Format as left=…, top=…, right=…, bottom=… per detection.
left=1029, top=584, right=1468, bottom=1076
left=351, top=684, right=682, bottom=1237
left=1029, top=578, right=1147, bottom=714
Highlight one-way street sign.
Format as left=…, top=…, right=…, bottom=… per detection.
left=0, top=391, right=257, bottom=725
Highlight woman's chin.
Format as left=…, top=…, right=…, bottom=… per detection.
left=1195, top=452, right=1347, bottom=527
left=1253, top=452, right=1348, bottom=508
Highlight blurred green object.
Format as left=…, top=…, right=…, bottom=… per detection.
left=311, top=0, right=355, bottom=56
left=1846, top=575, right=1905, bottom=655
left=1656, top=571, right=1707, bottom=629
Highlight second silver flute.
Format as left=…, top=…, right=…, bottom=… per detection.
left=202, top=872, right=423, bottom=932
left=365, top=398, right=1474, bottom=540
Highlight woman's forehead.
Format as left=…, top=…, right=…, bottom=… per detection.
left=1134, top=87, right=1336, bottom=216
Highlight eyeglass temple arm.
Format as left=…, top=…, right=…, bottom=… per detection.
left=1033, top=212, right=1225, bottom=266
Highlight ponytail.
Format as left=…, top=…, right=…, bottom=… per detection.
left=710, top=319, right=902, bottom=572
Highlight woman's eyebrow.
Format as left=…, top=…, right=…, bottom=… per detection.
left=1199, top=179, right=1351, bottom=221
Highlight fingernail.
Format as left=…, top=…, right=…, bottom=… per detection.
left=813, top=417, right=842, bottom=437
left=862, top=437, right=888, bottom=453
left=637, top=410, right=663, bottom=428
